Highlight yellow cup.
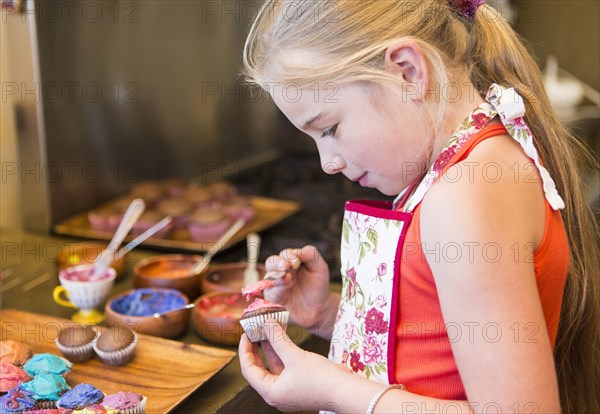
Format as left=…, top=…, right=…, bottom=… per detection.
left=53, top=264, right=116, bottom=324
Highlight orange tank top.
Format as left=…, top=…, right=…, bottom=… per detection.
left=394, top=123, right=570, bottom=400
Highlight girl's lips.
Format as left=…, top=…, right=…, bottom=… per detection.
left=358, top=173, right=369, bottom=187
left=351, top=173, right=367, bottom=183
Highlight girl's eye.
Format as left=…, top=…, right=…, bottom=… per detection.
left=321, top=124, right=338, bottom=138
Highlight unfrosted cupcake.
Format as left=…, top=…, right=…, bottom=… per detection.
left=0, top=340, right=32, bottom=366
left=163, top=177, right=187, bottom=198
left=55, top=326, right=99, bottom=363
left=0, top=387, right=36, bottom=412
left=20, top=373, right=71, bottom=409
left=57, top=384, right=104, bottom=411
left=93, top=327, right=138, bottom=366
left=220, top=195, right=256, bottom=221
left=0, top=362, right=30, bottom=393
left=183, top=186, right=215, bottom=209
left=23, top=354, right=72, bottom=378
left=208, top=181, right=237, bottom=201
left=156, top=198, right=192, bottom=230
left=130, top=211, right=173, bottom=239
left=188, top=209, right=231, bottom=243
left=239, top=299, right=289, bottom=343
left=129, top=181, right=166, bottom=206
left=102, top=391, right=147, bottom=414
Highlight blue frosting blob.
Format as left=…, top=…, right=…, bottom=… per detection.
left=23, top=353, right=71, bottom=376
left=58, top=383, right=104, bottom=409
left=110, top=288, right=186, bottom=316
left=0, top=387, right=36, bottom=412
left=20, top=373, right=70, bottom=401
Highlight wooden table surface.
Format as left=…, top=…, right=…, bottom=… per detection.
left=0, top=228, right=332, bottom=414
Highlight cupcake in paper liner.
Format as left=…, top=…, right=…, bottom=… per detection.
left=55, top=326, right=100, bottom=363
left=93, top=327, right=138, bottom=366
left=23, top=409, right=73, bottom=414
left=239, top=299, right=289, bottom=343
left=23, top=354, right=72, bottom=378
left=102, top=391, right=147, bottom=414
left=57, top=383, right=104, bottom=411
left=20, top=373, right=71, bottom=408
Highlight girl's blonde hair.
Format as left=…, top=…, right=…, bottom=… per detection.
left=243, top=1, right=600, bottom=412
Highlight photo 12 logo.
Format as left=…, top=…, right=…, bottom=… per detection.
left=2, top=82, right=139, bottom=104
left=2, top=1, right=141, bottom=24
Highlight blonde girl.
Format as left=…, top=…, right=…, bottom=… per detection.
left=238, top=1, right=600, bottom=413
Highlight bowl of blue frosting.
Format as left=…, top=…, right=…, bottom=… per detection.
left=105, top=288, right=190, bottom=338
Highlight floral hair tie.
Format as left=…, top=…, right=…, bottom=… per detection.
left=449, top=0, right=486, bottom=19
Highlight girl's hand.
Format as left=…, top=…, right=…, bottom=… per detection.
left=264, top=245, right=338, bottom=335
left=238, top=320, right=350, bottom=412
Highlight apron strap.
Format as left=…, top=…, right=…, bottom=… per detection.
left=485, top=84, right=565, bottom=210
left=398, top=84, right=565, bottom=212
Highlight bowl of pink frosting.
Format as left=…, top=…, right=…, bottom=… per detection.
left=192, top=292, right=248, bottom=346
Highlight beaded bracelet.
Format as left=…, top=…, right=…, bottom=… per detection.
left=366, top=384, right=405, bottom=414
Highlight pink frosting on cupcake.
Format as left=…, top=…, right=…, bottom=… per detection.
left=102, top=391, right=142, bottom=410
left=0, top=362, right=30, bottom=392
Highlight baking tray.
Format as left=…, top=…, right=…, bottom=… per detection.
left=0, top=309, right=236, bottom=414
left=53, top=195, right=301, bottom=252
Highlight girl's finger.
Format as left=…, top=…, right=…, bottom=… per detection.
left=280, top=248, right=302, bottom=270
left=265, top=272, right=293, bottom=289
left=238, top=334, right=278, bottom=393
left=262, top=340, right=285, bottom=375
left=263, top=319, right=300, bottom=363
left=238, top=333, right=265, bottom=370
left=265, top=255, right=284, bottom=272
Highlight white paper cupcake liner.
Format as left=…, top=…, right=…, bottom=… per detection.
left=109, top=395, right=147, bottom=414
left=92, top=331, right=139, bottom=366
left=239, top=311, right=289, bottom=343
left=55, top=328, right=100, bottom=363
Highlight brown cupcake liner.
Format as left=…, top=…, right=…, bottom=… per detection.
left=92, top=331, right=139, bottom=366
left=239, top=311, right=289, bottom=343
left=55, top=328, right=100, bottom=363
left=35, top=400, right=58, bottom=409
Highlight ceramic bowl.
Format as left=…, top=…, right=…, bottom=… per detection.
left=56, top=242, right=126, bottom=280
left=133, top=254, right=204, bottom=300
left=105, top=288, right=190, bottom=339
left=200, top=262, right=266, bottom=294
left=192, top=291, right=248, bottom=346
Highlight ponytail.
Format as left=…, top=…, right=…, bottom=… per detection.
left=467, top=6, right=600, bottom=413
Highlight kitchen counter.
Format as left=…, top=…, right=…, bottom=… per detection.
left=0, top=227, right=333, bottom=414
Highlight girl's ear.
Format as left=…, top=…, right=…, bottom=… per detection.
left=384, top=40, right=429, bottom=102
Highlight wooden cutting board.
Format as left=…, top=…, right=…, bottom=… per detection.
left=0, top=309, right=235, bottom=413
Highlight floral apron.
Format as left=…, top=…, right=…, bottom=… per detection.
left=327, top=84, right=565, bottom=391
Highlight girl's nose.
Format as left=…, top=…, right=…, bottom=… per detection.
left=321, top=155, right=345, bottom=175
